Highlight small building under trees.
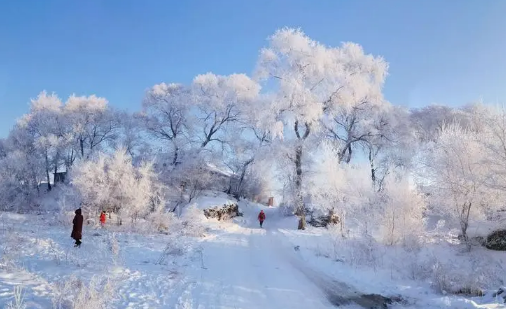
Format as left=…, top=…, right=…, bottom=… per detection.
left=53, top=172, right=67, bottom=184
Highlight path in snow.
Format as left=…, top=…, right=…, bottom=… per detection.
left=173, top=204, right=394, bottom=309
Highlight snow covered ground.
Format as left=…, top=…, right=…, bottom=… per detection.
left=0, top=210, right=196, bottom=308
left=1, top=196, right=505, bottom=308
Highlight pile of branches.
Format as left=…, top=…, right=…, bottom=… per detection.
left=203, top=203, right=242, bottom=221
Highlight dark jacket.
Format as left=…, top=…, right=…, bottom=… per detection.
left=71, top=209, right=84, bottom=240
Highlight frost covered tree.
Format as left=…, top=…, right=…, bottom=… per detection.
left=0, top=148, right=44, bottom=210
left=12, top=91, right=122, bottom=194
left=311, top=146, right=423, bottom=240
left=140, top=83, right=191, bottom=165
left=111, top=111, right=148, bottom=162
left=190, top=73, right=260, bottom=149
left=410, top=104, right=472, bottom=143
left=319, top=43, right=389, bottom=164
left=16, top=91, right=67, bottom=191
left=71, top=155, right=108, bottom=214
left=310, top=142, right=382, bottom=235
left=472, top=105, right=506, bottom=192
left=137, top=161, right=167, bottom=213
left=71, top=149, right=165, bottom=224
left=364, top=106, right=416, bottom=191
left=0, top=121, right=49, bottom=210
left=224, top=119, right=271, bottom=198
left=255, top=28, right=326, bottom=229
left=141, top=74, right=261, bottom=205
left=1, top=118, right=42, bottom=209
left=0, top=138, right=7, bottom=158
left=255, top=28, right=388, bottom=229
left=170, top=155, right=215, bottom=204
left=380, top=176, right=425, bottom=246
left=421, top=124, right=499, bottom=242
left=231, top=94, right=278, bottom=198
left=64, top=94, right=121, bottom=161
left=310, top=143, right=353, bottom=235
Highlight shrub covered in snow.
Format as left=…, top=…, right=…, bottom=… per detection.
left=71, top=148, right=166, bottom=224
left=306, top=220, right=506, bottom=299
left=146, top=210, right=178, bottom=234
left=428, top=253, right=503, bottom=296
left=0, top=229, right=25, bottom=270
left=51, top=275, right=114, bottom=309
left=5, top=286, right=26, bottom=309
left=278, top=202, right=295, bottom=217
left=379, top=176, right=425, bottom=246
left=156, top=236, right=194, bottom=265
left=180, top=205, right=208, bottom=237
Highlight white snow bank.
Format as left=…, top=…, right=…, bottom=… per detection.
left=277, top=223, right=506, bottom=309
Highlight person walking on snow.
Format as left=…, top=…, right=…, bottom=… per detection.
left=258, top=210, right=266, bottom=228
left=71, top=208, right=83, bottom=247
left=100, top=210, right=106, bottom=227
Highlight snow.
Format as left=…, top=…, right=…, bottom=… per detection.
left=276, top=220, right=506, bottom=309
left=1, top=197, right=506, bottom=308
left=0, top=211, right=193, bottom=308
left=174, top=203, right=335, bottom=308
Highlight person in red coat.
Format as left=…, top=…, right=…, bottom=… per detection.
left=100, top=211, right=106, bottom=227
left=258, top=210, right=266, bottom=228
left=71, top=208, right=83, bottom=247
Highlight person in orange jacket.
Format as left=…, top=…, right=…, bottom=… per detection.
left=100, top=210, right=106, bottom=227
left=258, top=210, right=266, bottom=228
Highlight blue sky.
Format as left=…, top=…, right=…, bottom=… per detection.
left=1, top=0, right=505, bottom=137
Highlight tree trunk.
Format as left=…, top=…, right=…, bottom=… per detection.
left=368, top=149, right=376, bottom=189
left=236, top=158, right=253, bottom=196
left=293, top=120, right=310, bottom=230
left=172, top=146, right=179, bottom=165
left=298, top=215, right=306, bottom=230
left=338, top=142, right=353, bottom=164
left=460, top=201, right=472, bottom=243
left=65, top=149, right=72, bottom=171
left=70, top=148, right=75, bottom=167
left=46, top=169, right=51, bottom=191
left=45, top=152, right=51, bottom=192
left=30, top=166, right=40, bottom=196
left=345, top=144, right=352, bottom=163
left=53, top=158, right=59, bottom=186
left=79, top=137, right=85, bottom=158
left=295, top=145, right=305, bottom=230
